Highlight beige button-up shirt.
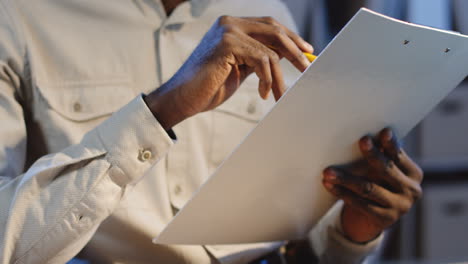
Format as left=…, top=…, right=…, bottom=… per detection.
left=0, top=0, right=382, bottom=263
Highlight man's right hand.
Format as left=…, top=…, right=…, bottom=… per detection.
left=145, top=16, right=314, bottom=130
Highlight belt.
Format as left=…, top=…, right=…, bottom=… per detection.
left=248, top=240, right=318, bottom=264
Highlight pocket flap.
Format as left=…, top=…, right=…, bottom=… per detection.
left=36, top=79, right=136, bottom=122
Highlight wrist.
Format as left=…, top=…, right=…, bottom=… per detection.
left=341, top=205, right=382, bottom=243
left=144, top=86, right=188, bottom=130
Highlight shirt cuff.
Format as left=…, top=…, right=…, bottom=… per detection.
left=96, top=94, right=175, bottom=186
left=309, top=201, right=384, bottom=264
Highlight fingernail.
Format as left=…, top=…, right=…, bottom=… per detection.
left=264, top=89, right=271, bottom=100
left=386, top=160, right=394, bottom=169
left=384, top=129, right=393, bottom=142
left=305, top=42, right=314, bottom=51
left=324, top=176, right=336, bottom=182
left=324, top=167, right=335, bottom=175
left=324, top=170, right=337, bottom=181
left=302, top=54, right=311, bottom=65
left=324, top=182, right=334, bottom=190
left=360, top=136, right=373, bottom=151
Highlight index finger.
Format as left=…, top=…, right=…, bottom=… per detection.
left=237, top=17, right=311, bottom=72
left=254, top=17, right=314, bottom=54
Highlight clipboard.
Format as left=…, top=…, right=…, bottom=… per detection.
left=154, top=8, right=468, bottom=245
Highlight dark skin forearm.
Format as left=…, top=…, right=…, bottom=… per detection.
left=144, top=84, right=187, bottom=131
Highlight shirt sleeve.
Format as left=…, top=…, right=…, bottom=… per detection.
left=308, top=201, right=384, bottom=264
left=0, top=3, right=174, bottom=263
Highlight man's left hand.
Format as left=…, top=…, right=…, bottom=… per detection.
left=322, top=128, right=423, bottom=243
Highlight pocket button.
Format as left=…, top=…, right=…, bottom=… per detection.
left=174, top=185, right=182, bottom=195
left=73, top=102, right=82, bottom=112
left=247, top=101, right=256, bottom=114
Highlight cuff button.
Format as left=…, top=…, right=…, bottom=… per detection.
left=138, top=149, right=153, bottom=162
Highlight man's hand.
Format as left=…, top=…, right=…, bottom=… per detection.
left=322, top=128, right=423, bottom=243
left=145, top=16, right=313, bottom=130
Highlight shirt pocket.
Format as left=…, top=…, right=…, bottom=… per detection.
left=34, top=78, right=136, bottom=122
left=32, top=77, right=137, bottom=152
left=210, top=78, right=275, bottom=167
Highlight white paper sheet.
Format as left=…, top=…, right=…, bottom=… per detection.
left=154, top=8, right=468, bottom=245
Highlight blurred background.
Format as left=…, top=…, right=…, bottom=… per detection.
left=281, top=0, right=468, bottom=263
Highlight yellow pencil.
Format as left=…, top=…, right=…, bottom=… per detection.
left=266, top=45, right=317, bottom=63
left=303, top=52, right=317, bottom=63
